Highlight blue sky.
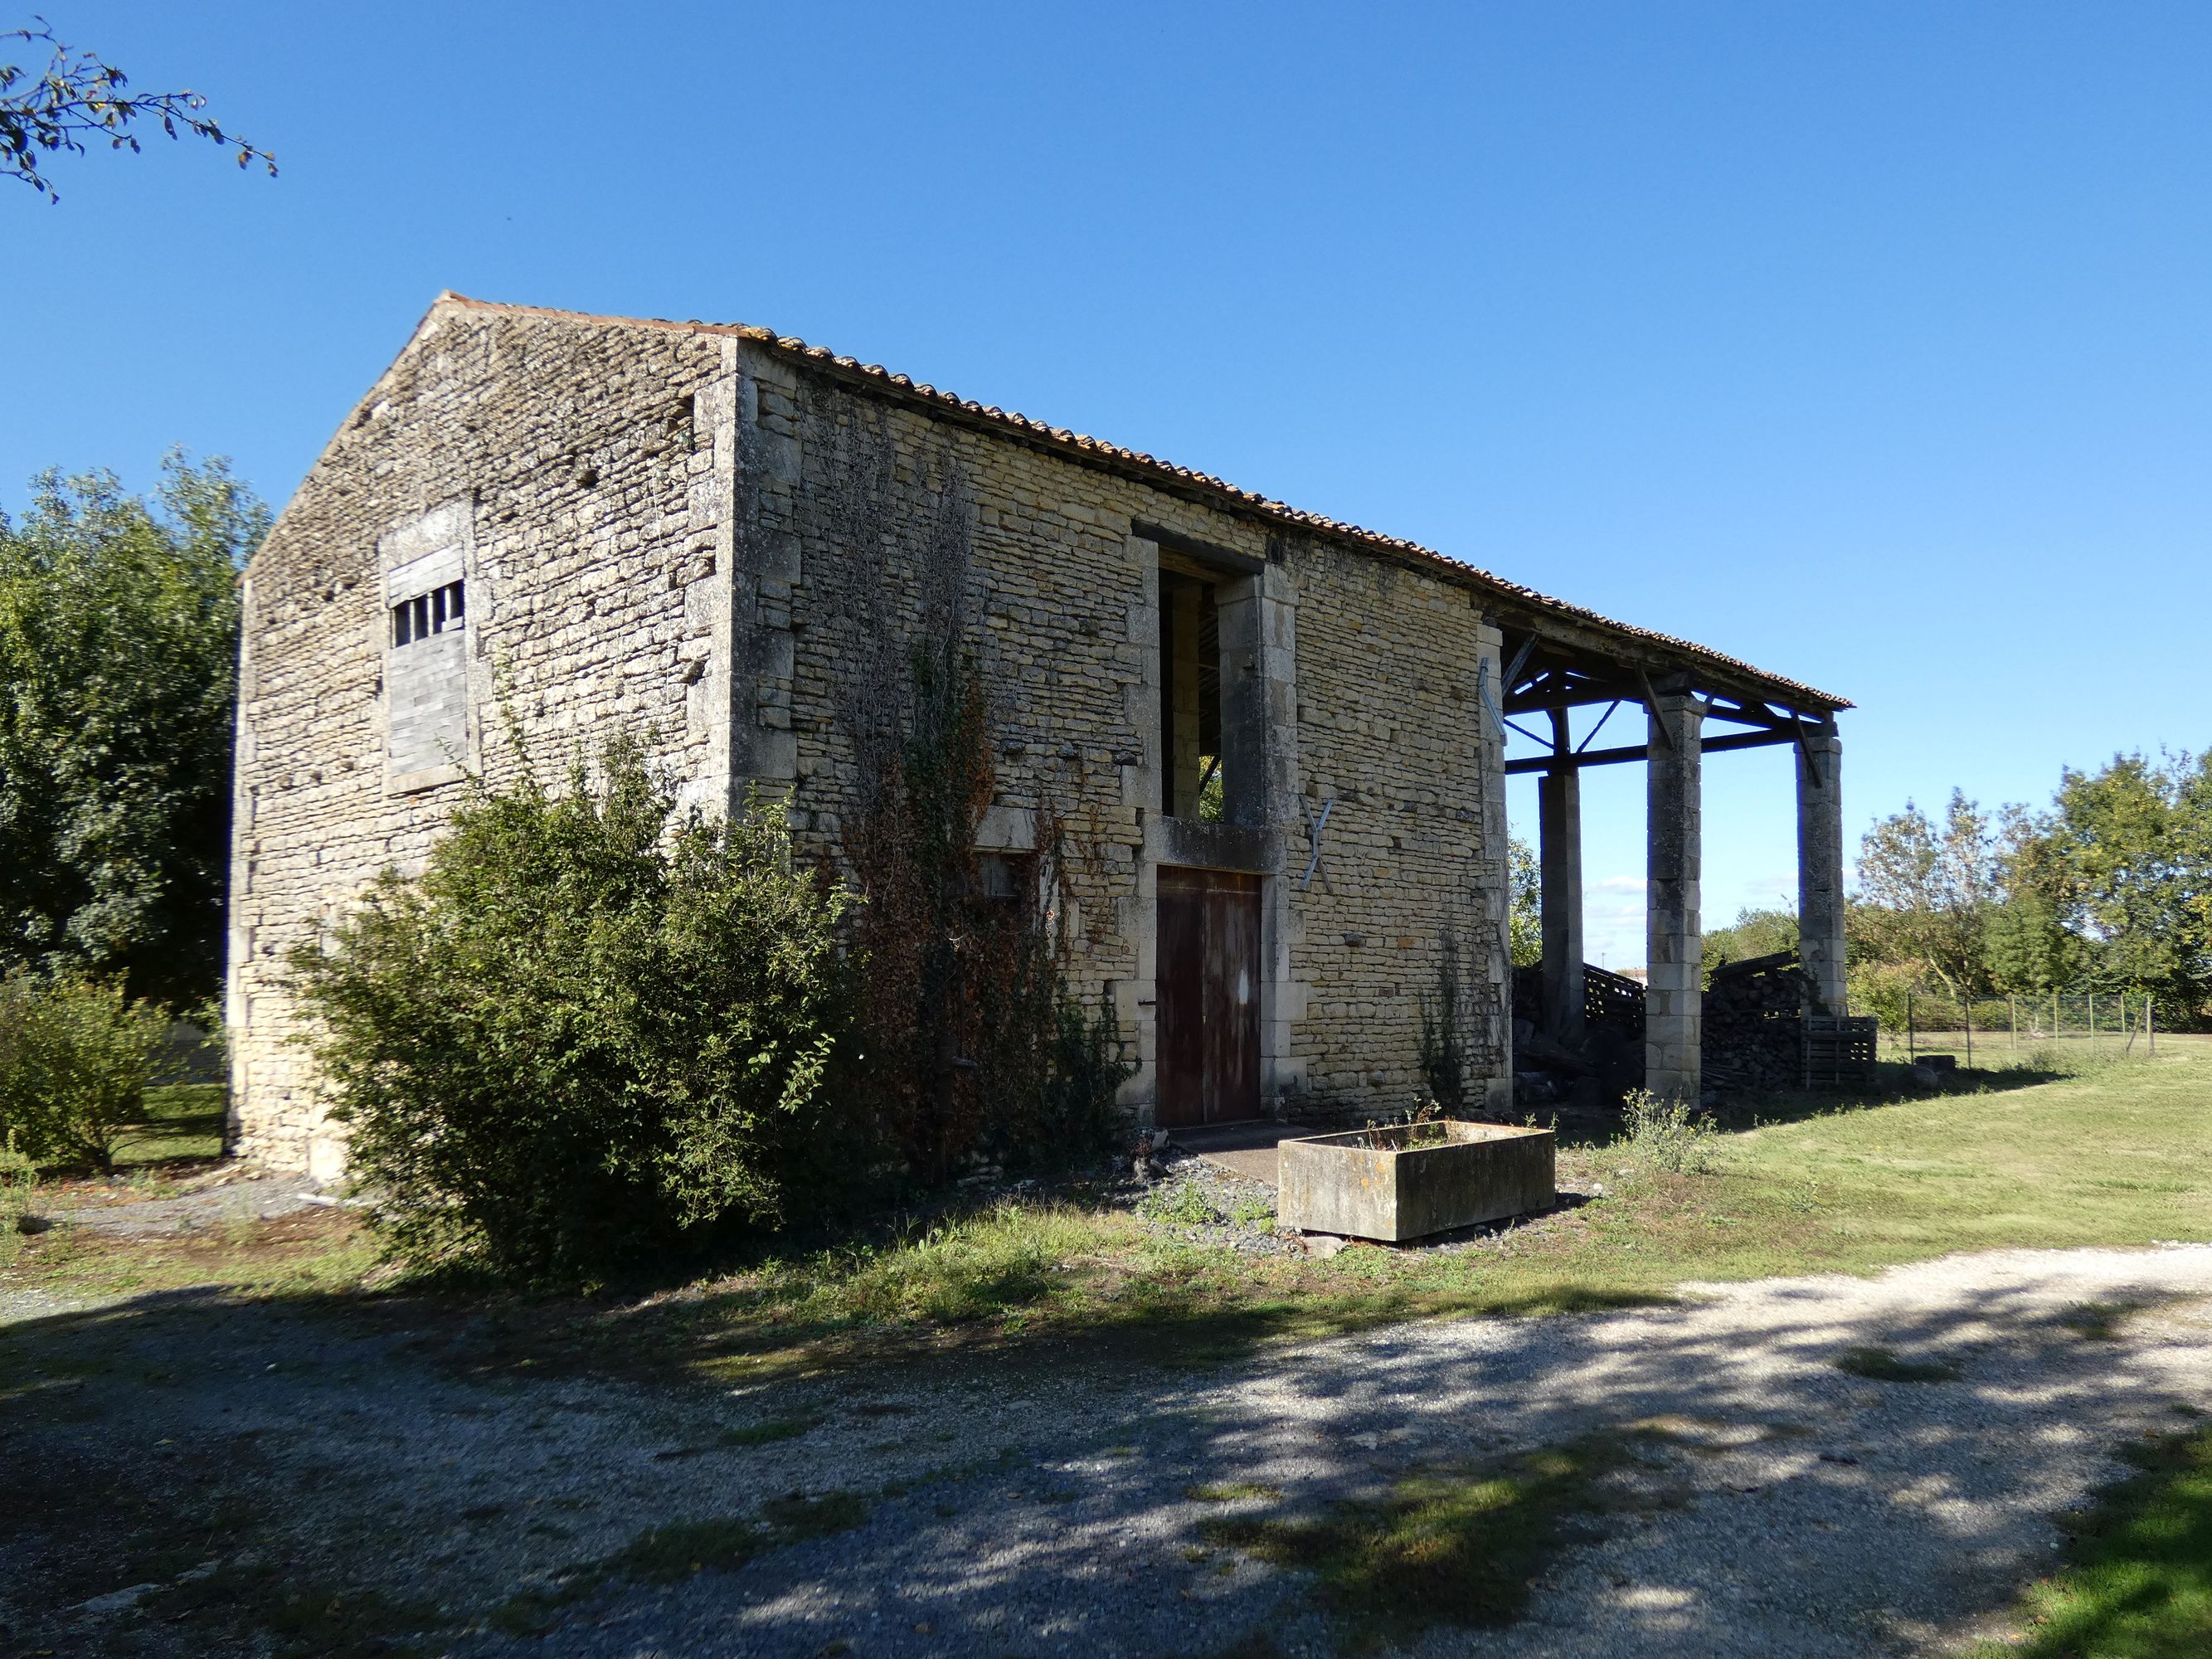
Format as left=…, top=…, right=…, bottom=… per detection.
left=6, top=2, right=2207, bottom=966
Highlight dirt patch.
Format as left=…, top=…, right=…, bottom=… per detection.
left=32, top=1165, right=332, bottom=1238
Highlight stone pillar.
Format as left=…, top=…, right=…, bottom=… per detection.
left=1216, top=567, right=1306, bottom=1104
left=1645, top=690, right=1704, bottom=1100
left=1475, top=620, right=1514, bottom=1116
left=1114, top=534, right=1165, bottom=1122
left=1796, top=726, right=1846, bottom=1016
left=1538, top=762, right=1585, bottom=1044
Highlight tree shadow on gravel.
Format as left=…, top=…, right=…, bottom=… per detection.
left=7, top=1248, right=2207, bottom=1659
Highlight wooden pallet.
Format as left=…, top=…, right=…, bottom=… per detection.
left=1584, top=965, right=1646, bottom=1038
left=1801, top=1014, right=1879, bottom=1088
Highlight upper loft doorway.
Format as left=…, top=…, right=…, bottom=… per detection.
left=1158, top=566, right=1224, bottom=820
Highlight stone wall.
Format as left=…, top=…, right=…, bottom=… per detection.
left=232, top=300, right=1514, bottom=1173
left=227, top=304, right=735, bottom=1175
left=731, top=343, right=1513, bottom=1128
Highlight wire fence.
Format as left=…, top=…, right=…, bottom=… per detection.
left=1875, top=990, right=2160, bottom=1066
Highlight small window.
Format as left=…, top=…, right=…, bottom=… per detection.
left=392, top=580, right=465, bottom=648
left=976, top=853, right=1031, bottom=903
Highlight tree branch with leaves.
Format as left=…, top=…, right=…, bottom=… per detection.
left=2, top=17, right=274, bottom=202
left=1854, top=790, right=1999, bottom=997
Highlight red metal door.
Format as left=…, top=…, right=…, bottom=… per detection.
left=1156, top=867, right=1262, bottom=1126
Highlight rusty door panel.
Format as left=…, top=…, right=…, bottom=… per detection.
left=1156, top=867, right=1262, bottom=1126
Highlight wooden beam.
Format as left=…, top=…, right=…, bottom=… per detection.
left=1502, top=633, right=1539, bottom=690
left=1502, top=726, right=1806, bottom=775
left=1502, top=679, right=1644, bottom=715
left=1504, top=679, right=1830, bottom=731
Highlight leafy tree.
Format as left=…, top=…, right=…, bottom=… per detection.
left=1507, top=835, right=1540, bottom=968
left=1854, top=790, right=1999, bottom=997
left=1703, top=905, right=1798, bottom=981
left=289, top=738, right=853, bottom=1287
left=2009, top=752, right=2212, bottom=1003
left=1980, top=892, right=2081, bottom=994
left=2, top=18, right=274, bottom=202
left=0, top=455, right=263, bottom=1007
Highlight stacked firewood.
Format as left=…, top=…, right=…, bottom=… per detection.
left=1702, top=951, right=1817, bottom=1092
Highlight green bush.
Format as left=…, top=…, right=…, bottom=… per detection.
left=289, top=738, right=852, bottom=1287
left=0, top=1133, right=37, bottom=1253
left=1845, top=959, right=1921, bottom=1030
left=0, top=969, right=167, bottom=1168
left=1617, top=1087, right=1718, bottom=1175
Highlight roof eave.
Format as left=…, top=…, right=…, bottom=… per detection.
left=429, top=290, right=1853, bottom=714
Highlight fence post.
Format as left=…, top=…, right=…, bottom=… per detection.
left=1907, top=991, right=1916, bottom=1062
left=2010, top=993, right=2017, bottom=1056
left=2149, top=997, right=2156, bottom=1054
left=2088, top=991, right=2096, bottom=1054
left=2123, top=992, right=2134, bottom=1057
left=1965, top=997, right=1973, bottom=1068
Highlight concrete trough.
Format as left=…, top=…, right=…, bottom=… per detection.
left=1277, top=1120, right=1557, bottom=1243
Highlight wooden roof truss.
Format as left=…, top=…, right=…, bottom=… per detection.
left=1496, top=633, right=1836, bottom=777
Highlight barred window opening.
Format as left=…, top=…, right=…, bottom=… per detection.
left=392, top=580, right=465, bottom=648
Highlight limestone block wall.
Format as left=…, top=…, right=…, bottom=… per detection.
left=1279, top=547, right=1511, bottom=1117
left=233, top=300, right=1517, bottom=1172
left=733, top=348, right=1152, bottom=1009
left=228, top=303, right=735, bottom=1174
left=735, top=348, right=1511, bottom=1126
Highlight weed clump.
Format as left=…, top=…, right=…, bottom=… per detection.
left=2058, top=1301, right=2142, bottom=1342
left=611, top=1493, right=867, bottom=1583
left=1618, top=1089, right=1719, bottom=1175
left=1139, top=1180, right=1225, bottom=1228
left=1186, top=1481, right=1283, bottom=1503
left=497, top=1491, right=870, bottom=1635
left=719, top=1414, right=825, bottom=1448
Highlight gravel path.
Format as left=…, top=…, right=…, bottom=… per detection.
left=32, top=1167, right=329, bottom=1237
left=5, top=1214, right=2209, bottom=1658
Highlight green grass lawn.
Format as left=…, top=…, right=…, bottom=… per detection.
left=11, top=1045, right=2210, bottom=1389
left=110, top=1082, right=227, bottom=1169
left=6, top=1042, right=2208, bottom=1652
left=1968, top=1422, right=2212, bottom=1658
left=604, top=1041, right=2212, bottom=1384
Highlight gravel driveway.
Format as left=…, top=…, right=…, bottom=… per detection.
left=6, top=1216, right=2209, bottom=1658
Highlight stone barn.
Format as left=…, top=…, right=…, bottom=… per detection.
left=227, top=294, right=1850, bottom=1179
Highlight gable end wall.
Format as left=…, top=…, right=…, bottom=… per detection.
left=227, top=307, right=737, bottom=1174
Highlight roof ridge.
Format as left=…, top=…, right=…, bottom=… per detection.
left=428, top=291, right=1849, bottom=710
